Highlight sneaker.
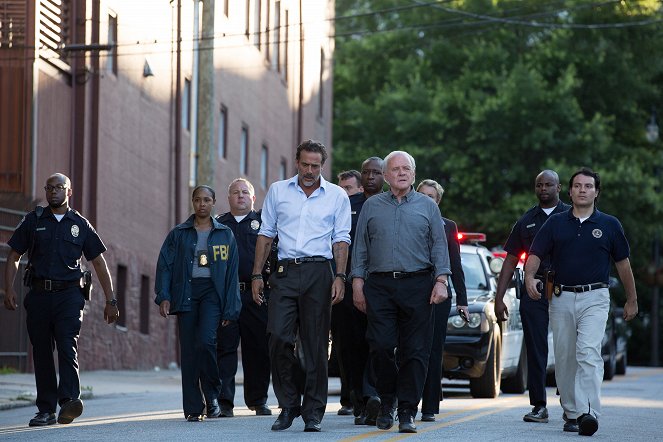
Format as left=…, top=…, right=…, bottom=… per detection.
left=578, top=413, right=598, bottom=436
left=563, top=418, right=579, bottom=432
left=337, top=405, right=354, bottom=416
left=29, top=412, right=56, bottom=427
left=186, top=414, right=204, bottom=422
left=523, top=405, right=549, bottom=423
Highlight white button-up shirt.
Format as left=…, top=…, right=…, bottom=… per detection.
left=259, top=175, right=352, bottom=260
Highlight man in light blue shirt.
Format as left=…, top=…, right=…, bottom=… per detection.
left=251, top=140, right=351, bottom=432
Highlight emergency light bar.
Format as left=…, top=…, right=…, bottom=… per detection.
left=457, top=232, right=486, bottom=243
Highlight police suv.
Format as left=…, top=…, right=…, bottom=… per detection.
left=442, top=233, right=555, bottom=398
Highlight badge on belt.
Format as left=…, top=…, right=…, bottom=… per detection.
left=197, top=250, right=210, bottom=267
left=554, top=285, right=561, bottom=296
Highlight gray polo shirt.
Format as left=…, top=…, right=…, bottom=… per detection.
left=350, top=188, right=451, bottom=280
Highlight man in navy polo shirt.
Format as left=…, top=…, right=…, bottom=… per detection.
left=524, top=167, right=638, bottom=437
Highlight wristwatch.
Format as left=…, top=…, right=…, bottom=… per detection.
left=106, top=298, right=118, bottom=307
left=335, top=273, right=347, bottom=283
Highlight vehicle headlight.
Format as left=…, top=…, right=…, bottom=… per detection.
left=447, top=312, right=484, bottom=334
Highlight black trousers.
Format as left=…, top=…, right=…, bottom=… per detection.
left=520, top=291, right=549, bottom=407
left=216, top=318, right=239, bottom=407
left=330, top=292, right=354, bottom=407
left=421, top=296, right=451, bottom=414
left=24, top=287, right=85, bottom=413
left=177, top=278, right=221, bottom=416
left=267, top=261, right=333, bottom=421
left=238, top=287, right=271, bottom=407
left=364, top=273, right=434, bottom=413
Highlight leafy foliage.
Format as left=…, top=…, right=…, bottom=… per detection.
left=333, top=0, right=663, bottom=364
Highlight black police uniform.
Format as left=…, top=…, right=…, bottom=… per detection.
left=503, top=200, right=570, bottom=408
left=7, top=206, right=106, bottom=414
left=331, top=192, right=378, bottom=415
left=216, top=210, right=272, bottom=409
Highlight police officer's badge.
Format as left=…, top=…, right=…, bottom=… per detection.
left=71, top=225, right=80, bottom=237
left=251, top=220, right=260, bottom=230
left=592, top=229, right=602, bottom=238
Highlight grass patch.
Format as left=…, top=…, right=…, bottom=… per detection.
left=0, top=366, right=18, bottom=375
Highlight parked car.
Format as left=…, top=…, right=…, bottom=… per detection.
left=443, top=234, right=555, bottom=398
left=602, top=302, right=630, bottom=379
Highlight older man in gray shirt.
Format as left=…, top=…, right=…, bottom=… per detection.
left=351, top=150, right=450, bottom=434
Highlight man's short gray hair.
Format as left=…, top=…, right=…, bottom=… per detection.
left=383, top=151, right=416, bottom=174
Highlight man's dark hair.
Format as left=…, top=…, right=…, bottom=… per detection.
left=569, top=167, right=600, bottom=202
left=337, top=169, right=361, bottom=183
left=296, top=139, right=328, bottom=164
left=192, top=185, right=216, bottom=201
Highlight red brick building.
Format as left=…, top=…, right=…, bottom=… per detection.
left=0, top=0, right=335, bottom=371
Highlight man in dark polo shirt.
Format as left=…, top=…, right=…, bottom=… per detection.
left=351, top=150, right=451, bottom=434
left=495, top=170, right=570, bottom=424
left=215, top=178, right=273, bottom=417
left=524, top=167, right=638, bottom=437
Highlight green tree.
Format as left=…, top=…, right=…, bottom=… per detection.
left=333, top=0, right=663, bottom=364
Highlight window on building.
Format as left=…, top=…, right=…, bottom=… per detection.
left=37, top=0, right=72, bottom=71
left=240, top=125, right=249, bottom=175
left=244, top=0, right=250, bottom=38
left=182, top=78, right=191, bottom=131
left=140, top=275, right=150, bottom=335
left=318, top=48, right=324, bottom=118
left=273, top=2, right=280, bottom=70
left=280, top=157, right=287, bottom=180
left=261, top=145, right=268, bottom=189
left=107, top=12, right=118, bottom=75
left=116, top=265, right=128, bottom=328
left=218, top=105, right=228, bottom=159
left=253, top=0, right=261, bottom=48
left=283, top=9, right=288, bottom=81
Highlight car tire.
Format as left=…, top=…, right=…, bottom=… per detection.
left=502, top=343, right=527, bottom=394
left=616, top=349, right=627, bottom=375
left=470, top=325, right=501, bottom=398
left=603, top=339, right=616, bottom=381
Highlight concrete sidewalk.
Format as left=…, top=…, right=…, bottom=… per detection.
left=0, top=367, right=188, bottom=411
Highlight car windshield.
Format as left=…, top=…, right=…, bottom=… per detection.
left=458, top=252, right=487, bottom=290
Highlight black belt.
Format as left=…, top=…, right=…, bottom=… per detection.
left=371, top=269, right=432, bottom=279
left=31, top=278, right=81, bottom=292
left=279, top=256, right=329, bottom=265
left=556, top=282, right=609, bottom=293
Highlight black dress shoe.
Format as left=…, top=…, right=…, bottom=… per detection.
left=337, top=405, right=354, bottom=416
left=354, top=412, right=367, bottom=425
left=304, top=418, right=321, bottom=432
left=251, top=404, right=272, bottom=416
left=219, top=403, right=234, bottom=418
left=563, top=419, right=579, bottom=432
left=376, top=405, right=395, bottom=430
left=271, top=407, right=301, bottom=431
left=29, top=412, right=56, bottom=427
left=365, top=396, right=381, bottom=426
left=523, top=405, right=549, bottom=423
left=206, top=399, right=222, bottom=418
left=186, top=414, right=204, bottom=422
left=57, top=398, right=84, bottom=424
left=421, top=413, right=435, bottom=422
left=398, top=410, right=417, bottom=433
left=578, top=413, right=598, bottom=436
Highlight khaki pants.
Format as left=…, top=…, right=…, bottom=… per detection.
left=549, top=287, right=609, bottom=420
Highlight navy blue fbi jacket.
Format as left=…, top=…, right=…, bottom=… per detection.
left=8, top=206, right=106, bottom=281
left=529, top=209, right=630, bottom=286
left=155, top=215, right=241, bottom=321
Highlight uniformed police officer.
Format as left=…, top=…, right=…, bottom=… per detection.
left=494, top=170, right=570, bottom=424
left=215, top=178, right=273, bottom=417
left=525, top=168, right=638, bottom=436
left=3, top=173, right=119, bottom=427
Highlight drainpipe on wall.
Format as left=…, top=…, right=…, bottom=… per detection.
left=174, top=0, right=183, bottom=223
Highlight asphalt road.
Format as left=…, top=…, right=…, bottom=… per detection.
left=1, top=367, right=661, bottom=441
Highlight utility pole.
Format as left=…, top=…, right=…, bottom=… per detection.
left=196, top=0, right=215, bottom=186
